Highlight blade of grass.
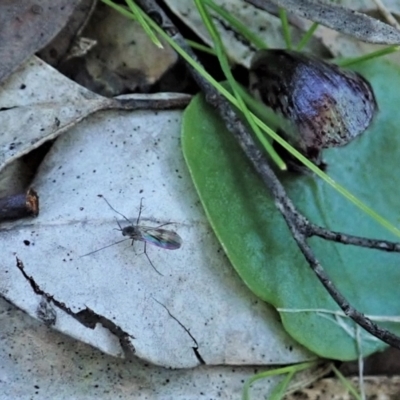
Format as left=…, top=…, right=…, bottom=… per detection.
left=203, top=0, right=268, bottom=50
left=101, top=0, right=135, bottom=18
left=279, top=8, right=292, bottom=49
left=269, top=371, right=295, bottom=400
left=233, top=82, right=303, bottom=138
left=332, top=364, right=362, bottom=400
left=242, top=361, right=317, bottom=400
left=125, top=0, right=163, bottom=48
left=186, top=39, right=217, bottom=56
left=336, top=44, right=400, bottom=67
left=296, top=22, right=319, bottom=51
left=195, top=0, right=286, bottom=170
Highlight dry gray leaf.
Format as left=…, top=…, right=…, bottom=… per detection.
left=0, top=106, right=315, bottom=368
left=340, top=0, right=400, bottom=15
left=164, top=0, right=330, bottom=68
left=247, top=0, right=400, bottom=44
left=0, top=298, right=326, bottom=398
left=0, top=56, right=188, bottom=176
left=0, top=56, right=114, bottom=174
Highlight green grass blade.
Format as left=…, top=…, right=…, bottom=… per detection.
left=186, top=39, right=216, bottom=56
left=332, top=364, right=362, bottom=400
left=242, top=362, right=317, bottom=400
left=269, top=372, right=295, bottom=400
left=279, top=8, right=292, bottom=49
left=296, top=22, right=319, bottom=51
left=203, top=0, right=268, bottom=49
left=337, top=45, right=400, bottom=67
left=195, top=0, right=286, bottom=170
left=125, top=0, right=163, bottom=48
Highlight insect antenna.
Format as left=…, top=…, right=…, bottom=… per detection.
left=136, top=197, right=144, bottom=225
left=98, top=194, right=133, bottom=225
left=80, top=238, right=130, bottom=257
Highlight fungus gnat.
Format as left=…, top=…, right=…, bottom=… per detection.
left=81, top=195, right=182, bottom=276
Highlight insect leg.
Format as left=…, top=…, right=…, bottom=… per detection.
left=112, top=217, right=124, bottom=232
left=143, top=241, right=163, bottom=276
left=80, top=238, right=130, bottom=257
left=130, top=238, right=137, bottom=254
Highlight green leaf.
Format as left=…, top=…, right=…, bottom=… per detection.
left=182, top=58, right=400, bottom=360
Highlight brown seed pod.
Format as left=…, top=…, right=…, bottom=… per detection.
left=249, top=49, right=377, bottom=167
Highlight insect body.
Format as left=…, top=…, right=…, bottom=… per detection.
left=82, top=195, right=182, bottom=275
left=121, top=224, right=181, bottom=250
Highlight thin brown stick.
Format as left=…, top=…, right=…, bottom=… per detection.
left=111, top=93, right=192, bottom=111
left=307, top=223, right=400, bottom=252
left=0, top=188, right=39, bottom=222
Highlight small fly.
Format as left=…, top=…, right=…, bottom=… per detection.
left=81, top=195, right=182, bottom=275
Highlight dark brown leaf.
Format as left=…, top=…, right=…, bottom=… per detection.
left=250, top=49, right=377, bottom=166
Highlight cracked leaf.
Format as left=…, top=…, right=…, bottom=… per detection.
left=0, top=104, right=314, bottom=368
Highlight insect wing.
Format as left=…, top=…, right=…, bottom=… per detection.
left=140, top=227, right=182, bottom=250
